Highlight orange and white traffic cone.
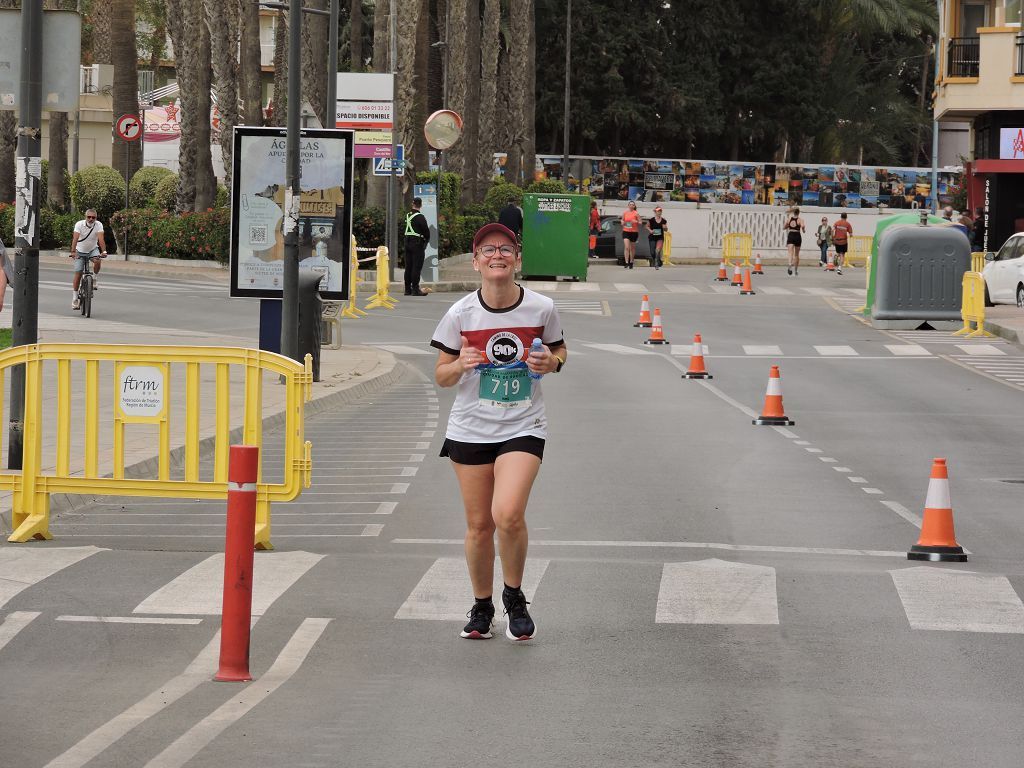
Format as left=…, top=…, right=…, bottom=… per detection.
left=826, top=253, right=835, bottom=272
left=633, top=294, right=653, bottom=328
left=753, top=254, right=764, bottom=275
left=908, top=459, right=967, bottom=562
left=752, top=365, right=794, bottom=425
left=731, top=264, right=742, bottom=285
left=682, top=333, right=712, bottom=379
left=643, top=308, right=669, bottom=345
left=740, top=268, right=755, bottom=296
left=715, top=261, right=729, bottom=281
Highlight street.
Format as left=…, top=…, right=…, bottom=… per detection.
left=2, top=261, right=1024, bottom=767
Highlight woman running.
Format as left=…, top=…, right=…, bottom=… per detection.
left=621, top=200, right=641, bottom=269
left=784, top=207, right=805, bottom=276
left=431, top=222, right=567, bottom=642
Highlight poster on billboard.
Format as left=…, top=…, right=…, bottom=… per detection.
left=229, top=126, right=354, bottom=301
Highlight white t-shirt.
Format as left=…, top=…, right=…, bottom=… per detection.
left=431, top=286, right=565, bottom=442
left=74, top=219, right=103, bottom=253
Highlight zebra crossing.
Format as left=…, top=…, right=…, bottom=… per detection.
left=38, top=278, right=226, bottom=296
left=529, top=281, right=864, bottom=297
left=4, top=547, right=1024, bottom=639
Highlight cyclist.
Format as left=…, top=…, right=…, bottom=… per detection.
left=431, top=222, right=567, bottom=642
left=69, top=209, right=107, bottom=310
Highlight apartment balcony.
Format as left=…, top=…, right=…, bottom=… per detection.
left=936, top=27, right=1024, bottom=120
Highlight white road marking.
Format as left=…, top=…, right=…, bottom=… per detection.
left=0, top=546, right=105, bottom=610
left=880, top=500, right=922, bottom=527
left=744, top=345, right=782, bottom=356
left=891, top=567, right=1024, bottom=633
left=671, top=344, right=709, bottom=356
left=133, top=551, right=323, bottom=615
left=656, top=559, right=778, bottom=625
left=665, top=283, right=701, bottom=293
left=805, top=448, right=822, bottom=453
left=392, top=539, right=909, bottom=558
left=773, top=427, right=799, bottom=439
left=848, top=477, right=867, bottom=483
left=56, top=616, right=202, bottom=625
left=710, top=284, right=739, bottom=294
left=819, top=457, right=837, bottom=463
left=395, top=557, right=550, bottom=620
left=863, top=488, right=883, bottom=494
left=833, top=467, right=852, bottom=473
left=302, top=482, right=409, bottom=494
left=613, top=283, right=647, bottom=292
left=568, top=282, right=600, bottom=291
left=143, top=618, right=331, bottom=768
left=582, top=343, right=656, bottom=356
left=886, top=344, right=931, bottom=356
left=800, top=287, right=839, bottom=296
left=794, top=441, right=811, bottom=446
left=529, top=281, right=559, bottom=292
left=0, top=611, right=41, bottom=652
left=955, top=344, right=1006, bottom=356
left=815, top=345, right=858, bottom=356
left=759, top=287, right=793, bottom=295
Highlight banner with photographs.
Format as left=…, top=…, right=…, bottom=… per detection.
left=229, top=127, right=354, bottom=300
left=518, top=154, right=961, bottom=210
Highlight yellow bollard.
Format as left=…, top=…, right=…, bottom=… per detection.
left=661, top=230, right=674, bottom=266
left=954, top=271, right=995, bottom=338
left=365, top=246, right=399, bottom=309
left=341, top=236, right=368, bottom=319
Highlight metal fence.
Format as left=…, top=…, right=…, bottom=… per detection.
left=947, top=37, right=980, bottom=78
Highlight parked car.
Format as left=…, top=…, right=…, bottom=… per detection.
left=592, top=215, right=653, bottom=265
left=982, top=233, right=1024, bottom=307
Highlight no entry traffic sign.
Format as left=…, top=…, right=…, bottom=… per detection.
left=116, top=113, right=142, bottom=141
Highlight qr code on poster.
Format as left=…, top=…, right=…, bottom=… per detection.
left=249, top=225, right=268, bottom=245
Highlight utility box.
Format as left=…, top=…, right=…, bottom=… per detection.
left=871, top=223, right=971, bottom=330
left=520, top=193, right=589, bottom=281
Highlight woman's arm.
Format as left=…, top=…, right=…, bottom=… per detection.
left=435, top=337, right=484, bottom=387
left=526, top=343, right=568, bottom=377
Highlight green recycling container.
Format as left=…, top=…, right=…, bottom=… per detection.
left=520, top=193, right=589, bottom=281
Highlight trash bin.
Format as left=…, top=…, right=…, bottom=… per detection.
left=298, top=270, right=324, bottom=381
left=871, top=220, right=971, bottom=330
left=520, top=193, right=589, bottom=281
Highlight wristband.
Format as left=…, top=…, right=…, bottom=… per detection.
left=552, top=353, right=565, bottom=373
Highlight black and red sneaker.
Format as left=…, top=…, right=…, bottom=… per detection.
left=460, top=601, right=495, bottom=639
left=502, top=588, right=536, bottom=641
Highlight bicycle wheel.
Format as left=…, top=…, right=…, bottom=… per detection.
left=81, top=275, right=92, bottom=318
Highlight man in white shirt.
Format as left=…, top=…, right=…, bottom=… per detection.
left=69, top=208, right=108, bottom=310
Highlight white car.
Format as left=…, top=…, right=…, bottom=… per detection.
left=983, top=233, right=1024, bottom=307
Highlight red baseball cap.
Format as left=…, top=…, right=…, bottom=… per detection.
left=472, top=222, right=519, bottom=252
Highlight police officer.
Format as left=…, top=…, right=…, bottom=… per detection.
left=404, top=197, right=430, bottom=296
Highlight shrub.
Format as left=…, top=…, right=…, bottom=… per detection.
left=483, top=181, right=524, bottom=217
left=415, top=170, right=461, bottom=213
left=39, top=209, right=79, bottom=249
left=129, top=166, right=174, bottom=208
left=215, top=184, right=229, bottom=208
left=525, top=179, right=568, bottom=194
left=69, top=165, right=126, bottom=225
left=110, top=207, right=231, bottom=263
left=442, top=214, right=488, bottom=258
left=153, top=173, right=179, bottom=211
left=353, top=206, right=386, bottom=248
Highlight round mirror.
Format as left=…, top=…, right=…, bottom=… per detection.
left=424, top=110, right=463, bottom=150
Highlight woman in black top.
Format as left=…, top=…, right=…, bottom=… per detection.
left=644, top=206, right=669, bottom=269
left=784, top=207, right=805, bottom=276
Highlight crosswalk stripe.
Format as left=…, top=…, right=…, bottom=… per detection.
left=759, top=286, right=794, bottom=295
left=955, top=344, right=1006, bottom=356
left=743, top=345, right=782, bottom=355
left=671, top=344, right=708, bottom=356
left=133, top=550, right=323, bottom=615
left=885, top=344, right=931, bottom=356
left=656, top=559, right=779, bottom=625
left=394, top=557, right=549, bottom=621
left=568, top=282, right=600, bottom=291
left=665, top=283, right=701, bottom=294
left=613, top=283, right=647, bottom=292
left=371, top=344, right=432, bottom=355
left=814, top=345, right=858, bottom=356
left=0, top=611, right=41, bottom=652
left=800, top=287, right=839, bottom=296
left=581, top=343, right=656, bottom=356
left=0, top=546, right=105, bottom=610
left=892, top=567, right=1024, bottom=633
left=710, top=285, right=737, bottom=294
left=528, top=281, right=559, bottom=292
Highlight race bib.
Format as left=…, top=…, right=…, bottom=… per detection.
left=478, top=366, right=532, bottom=408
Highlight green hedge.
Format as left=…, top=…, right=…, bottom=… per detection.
left=153, top=174, right=179, bottom=212
left=0, top=204, right=80, bottom=249
left=109, top=207, right=231, bottom=263
left=69, top=165, right=126, bottom=225
left=129, top=166, right=175, bottom=208
left=483, top=181, right=524, bottom=216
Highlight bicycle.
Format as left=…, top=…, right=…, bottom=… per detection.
left=72, top=251, right=106, bottom=318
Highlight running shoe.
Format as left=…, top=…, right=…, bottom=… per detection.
left=460, top=601, right=495, bottom=639
left=787, top=267, right=792, bottom=275
left=502, top=588, right=536, bottom=641
left=72, top=298, right=80, bottom=310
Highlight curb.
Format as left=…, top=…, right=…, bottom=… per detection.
left=983, top=320, right=1022, bottom=346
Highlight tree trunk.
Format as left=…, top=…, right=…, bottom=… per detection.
left=520, top=0, right=536, bottom=185
left=193, top=3, right=216, bottom=209
left=350, top=0, right=363, bottom=71
left=506, top=0, right=529, bottom=185
left=498, top=44, right=519, bottom=184
left=395, top=0, right=422, bottom=202
left=475, top=0, right=499, bottom=197
left=205, top=0, right=239, bottom=187
left=364, top=0, right=390, bottom=208
left=111, top=0, right=141, bottom=184
left=411, top=0, right=431, bottom=179
left=239, top=0, right=264, bottom=125
left=270, top=9, right=288, bottom=127
left=443, top=0, right=467, bottom=183
left=460, top=0, right=480, bottom=204
left=92, top=0, right=112, bottom=65
left=302, top=0, right=328, bottom=127
left=48, top=113, right=69, bottom=211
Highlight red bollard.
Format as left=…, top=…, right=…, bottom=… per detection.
left=215, top=445, right=259, bottom=682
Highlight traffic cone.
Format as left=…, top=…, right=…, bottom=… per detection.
left=682, top=333, right=712, bottom=379
left=753, top=254, right=764, bottom=275
left=730, top=264, right=742, bottom=285
left=643, top=308, right=669, bottom=345
left=752, top=365, right=794, bottom=425
left=715, top=261, right=729, bottom=281
left=907, top=459, right=967, bottom=562
left=740, top=268, right=755, bottom=296
left=633, top=294, right=653, bottom=327
left=826, top=253, right=835, bottom=272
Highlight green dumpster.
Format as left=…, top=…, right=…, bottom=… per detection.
left=520, top=193, right=589, bottom=281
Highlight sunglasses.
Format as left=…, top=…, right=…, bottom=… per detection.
left=86, top=216, right=96, bottom=220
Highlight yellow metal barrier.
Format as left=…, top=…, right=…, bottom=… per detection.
left=364, top=246, right=398, bottom=310
left=2, top=344, right=313, bottom=549
left=954, top=272, right=995, bottom=338
left=722, top=232, right=752, bottom=267
left=661, top=230, right=674, bottom=266
left=846, top=236, right=872, bottom=268
left=970, top=251, right=986, bottom=273
left=342, top=235, right=368, bottom=319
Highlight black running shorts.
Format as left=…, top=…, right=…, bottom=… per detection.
left=835, top=241, right=848, bottom=254
left=440, top=436, right=545, bottom=465
left=623, top=232, right=638, bottom=242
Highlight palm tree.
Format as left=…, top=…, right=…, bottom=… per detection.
left=205, top=0, right=239, bottom=186
left=364, top=0, right=390, bottom=208
left=504, top=0, right=531, bottom=185
left=459, top=0, right=480, bottom=204
left=0, top=0, right=16, bottom=202
left=442, top=0, right=467, bottom=181
left=111, top=0, right=142, bottom=185
left=395, top=0, right=423, bottom=197
left=302, top=0, right=328, bottom=126
left=239, top=0, right=264, bottom=125
left=474, top=0, right=500, bottom=197
left=271, top=9, right=288, bottom=127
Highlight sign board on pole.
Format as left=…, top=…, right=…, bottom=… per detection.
left=229, top=126, right=354, bottom=301
left=336, top=73, right=394, bottom=158
left=414, top=183, right=439, bottom=283
left=0, top=10, right=81, bottom=111
left=999, top=128, right=1024, bottom=160
left=116, top=114, right=142, bottom=141
left=373, top=145, right=405, bottom=176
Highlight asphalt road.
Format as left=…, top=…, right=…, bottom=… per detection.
left=3, top=262, right=1024, bottom=767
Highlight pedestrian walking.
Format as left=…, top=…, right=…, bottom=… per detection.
left=431, top=222, right=567, bottom=642
left=589, top=200, right=601, bottom=259
left=815, top=216, right=832, bottom=268
left=644, top=205, right=668, bottom=270
left=403, top=197, right=430, bottom=296
left=621, top=200, right=641, bottom=269
left=784, top=206, right=805, bottom=276
left=498, top=200, right=524, bottom=239
left=832, top=212, right=852, bottom=275
left=972, top=207, right=987, bottom=253
left=69, top=208, right=108, bottom=310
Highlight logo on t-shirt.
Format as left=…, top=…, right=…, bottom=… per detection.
left=487, top=331, right=524, bottom=364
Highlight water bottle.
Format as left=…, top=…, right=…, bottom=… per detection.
left=528, top=338, right=544, bottom=380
